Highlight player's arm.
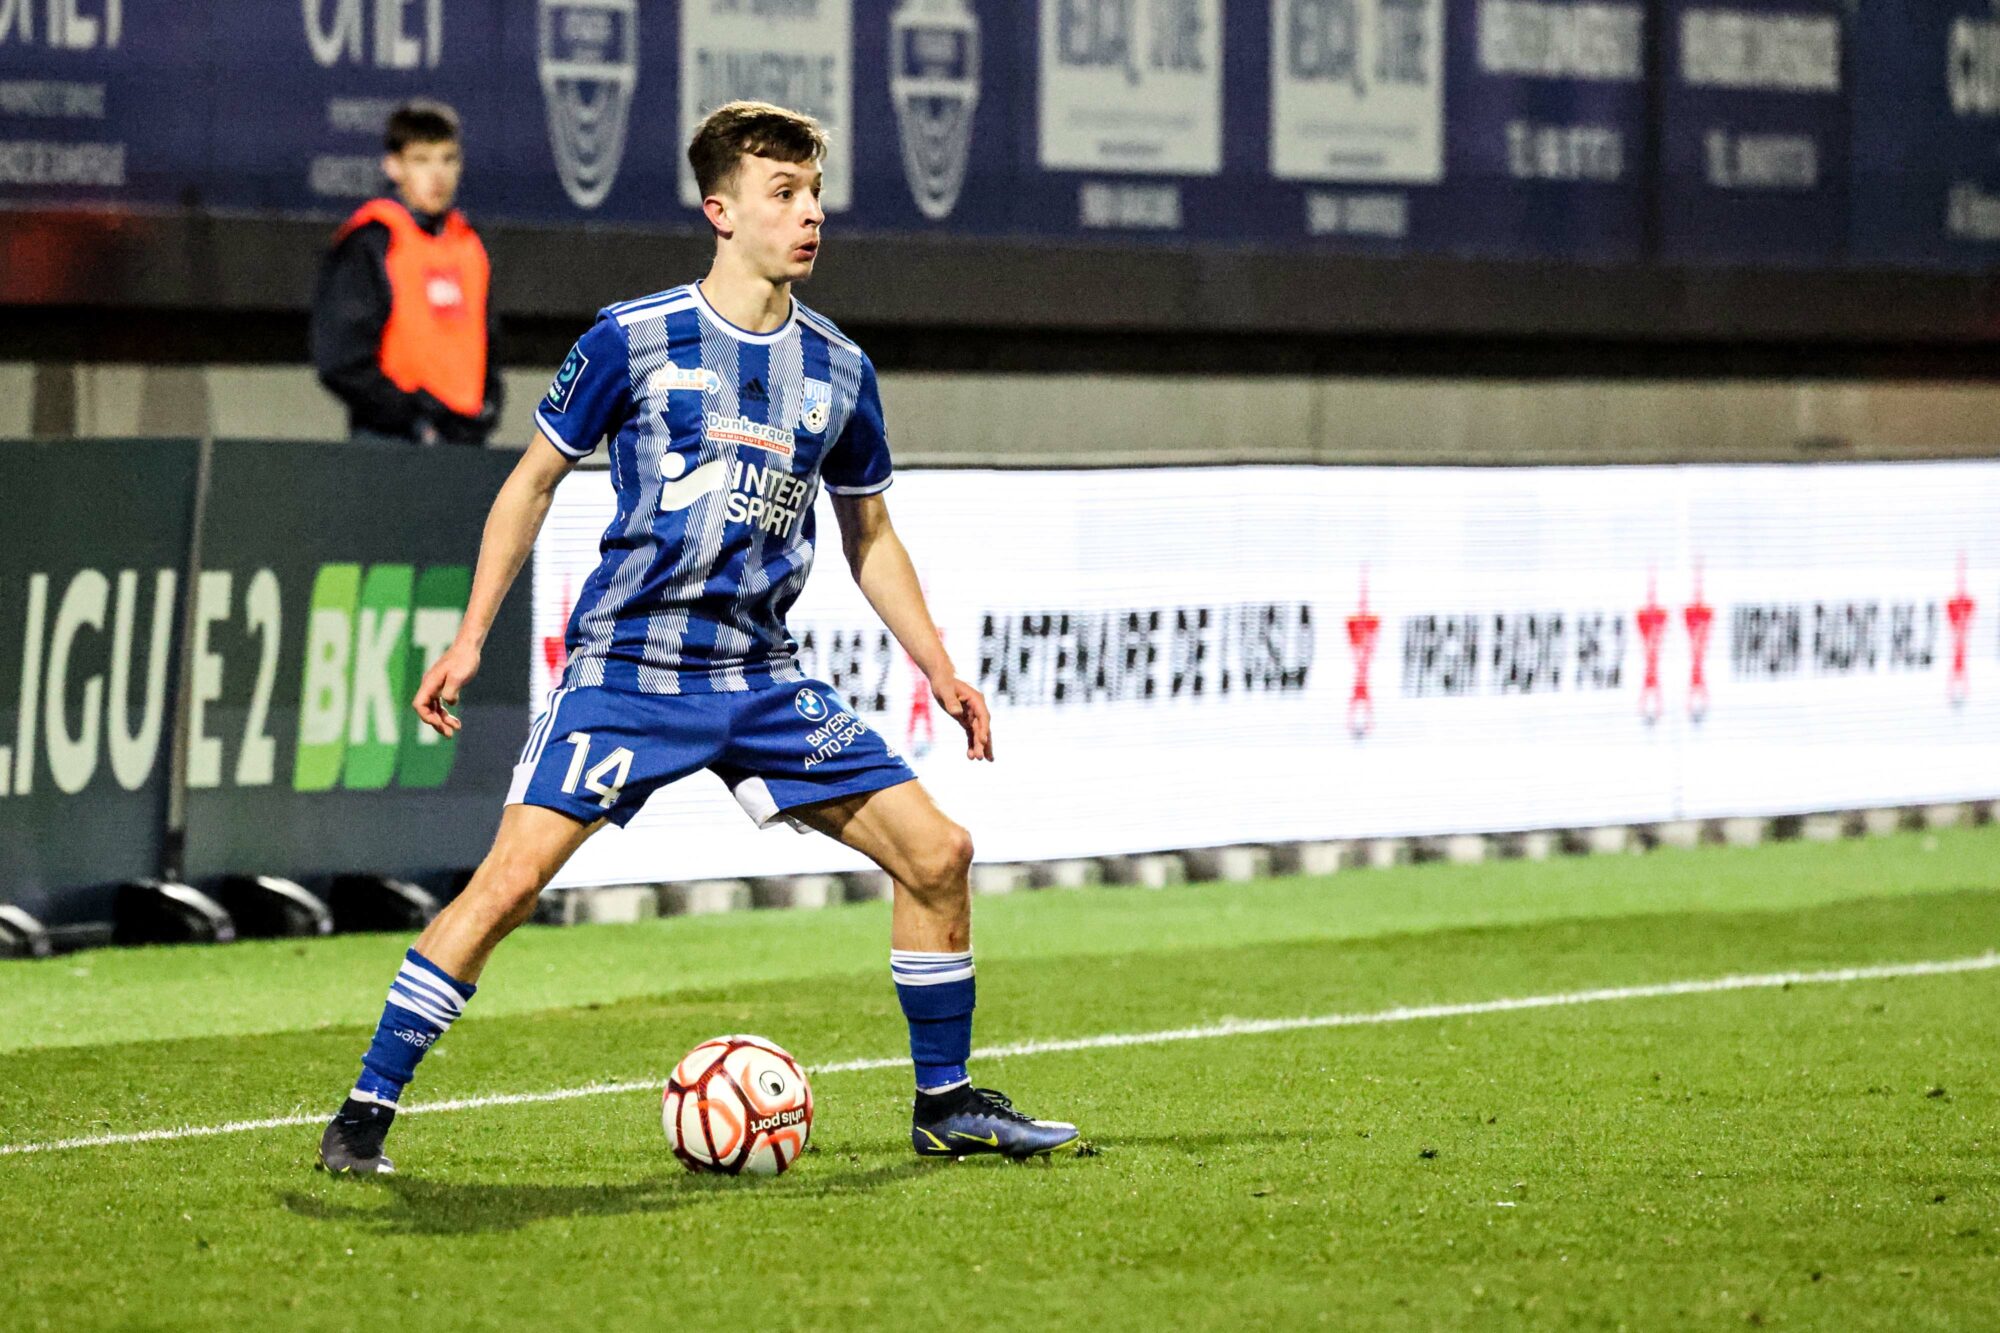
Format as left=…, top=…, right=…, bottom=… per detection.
left=832, top=492, right=992, bottom=762
left=414, top=316, right=628, bottom=735
left=412, top=431, right=576, bottom=737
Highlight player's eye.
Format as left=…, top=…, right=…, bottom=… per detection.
left=777, top=188, right=792, bottom=200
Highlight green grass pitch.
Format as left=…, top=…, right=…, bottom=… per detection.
left=3, top=826, right=1998, bottom=1330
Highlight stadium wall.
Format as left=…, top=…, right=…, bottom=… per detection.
left=5, top=364, right=2000, bottom=466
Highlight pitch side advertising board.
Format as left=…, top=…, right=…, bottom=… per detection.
left=177, top=440, right=529, bottom=881
left=0, top=441, right=197, bottom=926
left=531, top=462, right=2000, bottom=889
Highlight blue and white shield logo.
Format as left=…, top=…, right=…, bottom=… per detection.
left=890, top=0, right=980, bottom=221
left=794, top=688, right=829, bottom=722
left=538, top=0, right=639, bottom=210
left=800, top=379, right=832, bottom=433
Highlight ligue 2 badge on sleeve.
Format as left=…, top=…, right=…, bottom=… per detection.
left=890, top=0, right=981, bottom=221
left=538, top=0, right=640, bottom=211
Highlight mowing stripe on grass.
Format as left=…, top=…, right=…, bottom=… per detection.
left=4, top=951, right=1994, bottom=1159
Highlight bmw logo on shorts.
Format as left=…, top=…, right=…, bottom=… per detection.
left=794, top=688, right=828, bottom=722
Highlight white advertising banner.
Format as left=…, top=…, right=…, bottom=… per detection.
left=1270, top=0, right=1446, bottom=183
left=679, top=0, right=854, bottom=211
left=532, top=463, right=2000, bottom=888
left=1038, top=0, right=1224, bottom=174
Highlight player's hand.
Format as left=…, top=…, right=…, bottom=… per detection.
left=932, top=674, right=993, bottom=761
left=413, top=642, right=480, bottom=738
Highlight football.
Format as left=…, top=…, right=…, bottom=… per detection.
left=662, top=1034, right=814, bottom=1176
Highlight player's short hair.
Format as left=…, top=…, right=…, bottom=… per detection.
left=384, top=100, right=461, bottom=154
left=687, top=101, right=827, bottom=199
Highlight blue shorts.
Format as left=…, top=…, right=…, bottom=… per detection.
left=506, top=679, right=917, bottom=829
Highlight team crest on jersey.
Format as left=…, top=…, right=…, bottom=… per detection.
left=800, top=379, right=832, bottom=433
left=545, top=346, right=588, bottom=413
left=648, top=362, right=720, bottom=396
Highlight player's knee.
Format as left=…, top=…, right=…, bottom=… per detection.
left=909, top=822, right=974, bottom=901
left=466, top=846, right=550, bottom=919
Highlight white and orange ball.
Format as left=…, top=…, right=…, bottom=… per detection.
left=662, top=1034, right=813, bottom=1176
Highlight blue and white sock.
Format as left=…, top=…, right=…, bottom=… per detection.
left=892, top=948, right=975, bottom=1094
left=351, top=948, right=476, bottom=1107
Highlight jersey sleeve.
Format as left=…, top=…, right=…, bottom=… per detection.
left=821, top=354, right=893, bottom=496
left=534, top=314, right=631, bottom=460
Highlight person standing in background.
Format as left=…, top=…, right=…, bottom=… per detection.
left=311, top=100, right=502, bottom=447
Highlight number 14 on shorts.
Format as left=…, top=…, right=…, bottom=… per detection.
left=561, top=733, right=633, bottom=809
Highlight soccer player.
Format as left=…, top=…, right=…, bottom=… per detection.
left=316, top=101, right=1080, bottom=1174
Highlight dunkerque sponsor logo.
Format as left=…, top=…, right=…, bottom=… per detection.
left=706, top=411, right=796, bottom=458
left=795, top=688, right=828, bottom=721
left=801, top=378, right=832, bottom=432
left=648, top=362, right=720, bottom=396
left=538, top=0, right=639, bottom=210
left=890, top=0, right=981, bottom=220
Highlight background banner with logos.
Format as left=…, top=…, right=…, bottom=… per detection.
left=1657, top=0, right=1849, bottom=264
left=1849, top=0, right=2000, bottom=268
left=8, top=1, right=1999, bottom=268
left=532, top=461, right=2000, bottom=888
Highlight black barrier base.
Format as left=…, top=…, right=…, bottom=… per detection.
left=324, top=876, right=439, bottom=934
left=206, top=876, right=334, bottom=940
left=0, top=905, right=53, bottom=959
left=113, top=881, right=237, bottom=947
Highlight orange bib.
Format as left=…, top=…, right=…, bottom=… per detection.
left=335, top=199, right=491, bottom=418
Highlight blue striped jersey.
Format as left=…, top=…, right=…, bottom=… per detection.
left=534, top=282, right=892, bottom=694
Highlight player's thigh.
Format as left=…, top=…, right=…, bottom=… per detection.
left=788, top=779, right=969, bottom=888
left=479, top=801, right=605, bottom=895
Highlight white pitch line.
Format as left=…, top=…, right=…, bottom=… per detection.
left=4, top=951, right=1994, bottom=1159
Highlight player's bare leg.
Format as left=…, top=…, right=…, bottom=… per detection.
left=793, top=780, right=1080, bottom=1160
left=413, top=804, right=604, bottom=982
left=317, top=803, right=600, bottom=1174
left=791, top=778, right=971, bottom=953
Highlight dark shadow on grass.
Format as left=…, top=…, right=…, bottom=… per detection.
left=279, top=1159, right=935, bottom=1236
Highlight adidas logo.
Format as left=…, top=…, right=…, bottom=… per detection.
left=741, top=376, right=769, bottom=402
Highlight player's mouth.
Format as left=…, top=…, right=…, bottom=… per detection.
left=792, top=241, right=819, bottom=262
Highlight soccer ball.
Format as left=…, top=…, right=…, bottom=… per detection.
left=662, top=1034, right=813, bottom=1176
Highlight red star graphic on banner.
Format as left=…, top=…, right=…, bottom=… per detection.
left=1636, top=574, right=1667, bottom=725
left=1947, top=555, right=1976, bottom=706
left=905, top=639, right=937, bottom=759
left=543, top=579, right=574, bottom=681
left=1684, top=564, right=1714, bottom=723
left=1347, top=568, right=1381, bottom=738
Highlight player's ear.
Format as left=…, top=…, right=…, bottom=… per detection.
left=702, top=194, right=733, bottom=239
left=381, top=152, right=405, bottom=188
